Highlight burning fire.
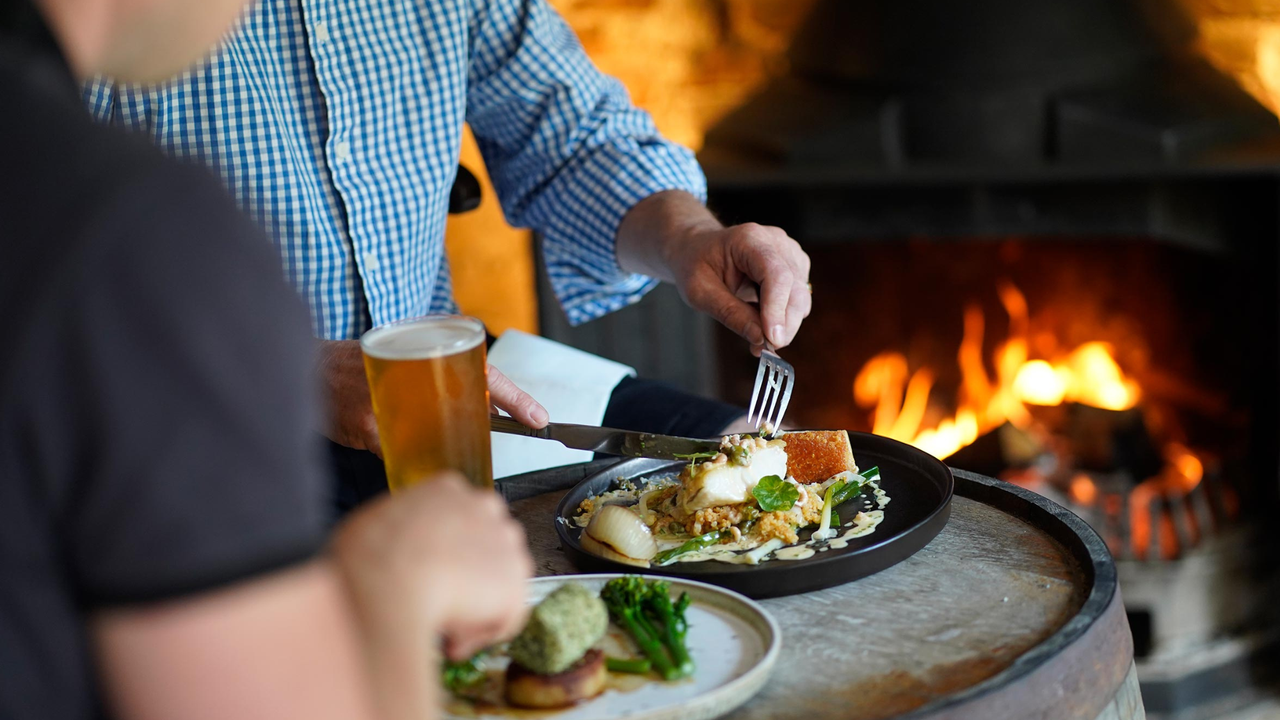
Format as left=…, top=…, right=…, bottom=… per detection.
left=852, top=281, right=1219, bottom=559
left=853, top=281, right=1142, bottom=459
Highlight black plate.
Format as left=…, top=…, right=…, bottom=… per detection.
left=554, top=432, right=954, bottom=599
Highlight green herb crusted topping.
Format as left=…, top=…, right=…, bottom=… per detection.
left=506, top=584, right=608, bottom=675
left=752, top=475, right=799, bottom=512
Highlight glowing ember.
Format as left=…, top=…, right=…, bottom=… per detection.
left=1169, top=443, right=1205, bottom=491
left=1127, top=443, right=1211, bottom=560
left=1069, top=474, right=1098, bottom=506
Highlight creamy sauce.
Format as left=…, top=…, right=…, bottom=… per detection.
left=825, top=511, right=885, bottom=550
left=673, top=538, right=763, bottom=565
left=774, top=545, right=815, bottom=561
left=677, top=548, right=754, bottom=565
left=874, top=485, right=890, bottom=509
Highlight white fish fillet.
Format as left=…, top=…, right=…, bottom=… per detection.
left=676, top=444, right=788, bottom=513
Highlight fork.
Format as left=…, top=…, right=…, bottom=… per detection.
left=746, top=343, right=794, bottom=435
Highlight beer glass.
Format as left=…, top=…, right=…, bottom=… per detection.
left=360, top=315, right=492, bottom=491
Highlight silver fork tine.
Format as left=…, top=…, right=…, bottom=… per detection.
left=770, top=370, right=794, bottom=431
left=756, top=365, right=779, bottom=431
left=747, top=359, right=768, bottom=426
left=747, top=344, right=796, bottom=433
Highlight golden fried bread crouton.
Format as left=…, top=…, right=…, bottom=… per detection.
left=784, top=430, right=858, bottom=484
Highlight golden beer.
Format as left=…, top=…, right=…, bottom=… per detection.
left=360, top=316, right=492, bottom=491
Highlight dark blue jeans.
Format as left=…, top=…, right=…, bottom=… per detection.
left=328, top=376, right=743, bottom=516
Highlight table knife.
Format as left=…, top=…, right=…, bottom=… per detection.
left=490, top=416, right=721, bottom=460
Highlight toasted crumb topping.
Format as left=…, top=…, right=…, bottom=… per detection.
left=683, top=505, right=745, bottom=536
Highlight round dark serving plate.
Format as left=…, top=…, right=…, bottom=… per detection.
left=554, top=432, right=954, bottom=599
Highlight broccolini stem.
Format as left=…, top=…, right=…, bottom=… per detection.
left=646, top=596, right=694, bottom=679
left=617, top=611, right=679, bottom=679
left=605, top=657, right=652, bottom=674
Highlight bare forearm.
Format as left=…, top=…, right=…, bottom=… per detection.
left=92, top=561, right=379, bottom=720
left=613, top=190, right=811, bottom=349
left=614, top=190, right=720, bottom=282
left=351, top=607, right=440, bottom=720
left=333, top=544, right=443, bottom=720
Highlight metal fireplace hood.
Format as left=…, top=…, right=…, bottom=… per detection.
left=698, top=0, right=1280, bottom=249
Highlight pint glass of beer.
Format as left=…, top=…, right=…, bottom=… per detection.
left=360, top=315, right=492, bottom=491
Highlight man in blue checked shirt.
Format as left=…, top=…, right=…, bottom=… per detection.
left=84, top=0, right=811, bottom=507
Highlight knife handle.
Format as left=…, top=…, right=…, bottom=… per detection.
left=490, top=415, right=551, bottom=439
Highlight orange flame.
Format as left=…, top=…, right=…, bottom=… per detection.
left=854, top=280, right=1207, bottom=561
left=852, top=282, right=1143, bottom=460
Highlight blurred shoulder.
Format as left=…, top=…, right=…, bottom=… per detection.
left=0, top=52, right=245, bottom=243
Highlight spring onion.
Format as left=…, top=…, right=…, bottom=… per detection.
left=811, top=481, right=842, bottom=541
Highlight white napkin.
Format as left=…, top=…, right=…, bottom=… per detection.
left=488, top=330, right=636, bottom=478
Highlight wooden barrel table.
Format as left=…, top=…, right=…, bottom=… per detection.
left=499, top=464, right=1143, bottom=720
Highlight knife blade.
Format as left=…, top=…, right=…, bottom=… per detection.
left=490, top=416, right=722, bottom=460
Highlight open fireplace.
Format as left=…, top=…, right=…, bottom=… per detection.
left=687, top=0, right=1280, bottom=717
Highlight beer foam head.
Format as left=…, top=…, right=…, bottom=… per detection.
left=361, top=316, right=485, bottom=360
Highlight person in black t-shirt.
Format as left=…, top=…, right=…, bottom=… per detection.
left=0, top=1, right=531, bottom=719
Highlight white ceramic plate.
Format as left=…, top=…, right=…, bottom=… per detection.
left=445, top=574, right=781, bottom=720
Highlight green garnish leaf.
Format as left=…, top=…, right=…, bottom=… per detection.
left=753, top=475, right=800, bottom=512
left=442, top=652, right=486, bottom=693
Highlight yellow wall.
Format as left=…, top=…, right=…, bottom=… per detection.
left=443, top=127, right=538, bottom=335
left=1180, top=0, right=1280, bottom=117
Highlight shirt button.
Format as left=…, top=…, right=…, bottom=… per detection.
left=363, top=251, right=382, bottom=272
left=334, top=140, right=351, bottom=162
left=314, top=21, right=330, bottom=44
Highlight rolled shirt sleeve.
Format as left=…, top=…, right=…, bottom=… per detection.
left=465, top=0, right=707, bottom=325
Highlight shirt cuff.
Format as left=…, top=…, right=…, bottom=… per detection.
left=542, top=141, right=708, bottom=326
